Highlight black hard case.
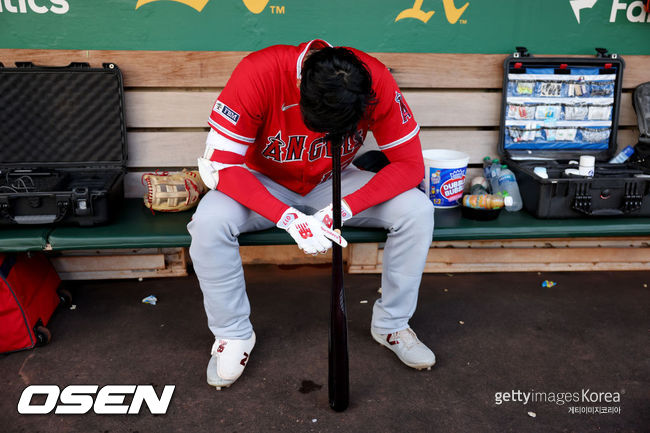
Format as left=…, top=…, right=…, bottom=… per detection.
left=0, top=62, right=127, bottom=226
left=498, top=48, right=650, bottom=218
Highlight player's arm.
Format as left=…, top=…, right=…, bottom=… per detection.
left=343, top=134, right=424, bottom=215
left=198, top=130, right=289, bottom=223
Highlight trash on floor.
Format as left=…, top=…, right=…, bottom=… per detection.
left=541, top=280, right=557, bottom=288
left=142, top=295, right=158, bottom=305
left=360, top=300, right=368, bottom=304
left=527, top=411, right=537, bottom=418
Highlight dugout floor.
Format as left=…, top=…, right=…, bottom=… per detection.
left=1, top=265, right=649, bottom=432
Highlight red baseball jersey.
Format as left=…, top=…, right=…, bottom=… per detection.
left=207, top=39, right=421, bottom=197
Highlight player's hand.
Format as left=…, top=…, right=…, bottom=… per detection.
left=277, top=207, right=348, bottom=255
left=314, top=200, right=353, bottom=229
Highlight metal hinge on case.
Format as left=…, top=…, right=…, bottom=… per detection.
left=513, top=46, right=530, bottom=58
left=572, top=183, right=592, bottom=215
left=622, top=182, right=643, bottom=213
left=595, top=47, right=617, bottom=59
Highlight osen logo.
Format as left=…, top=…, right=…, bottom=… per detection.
left=17, top=384, right=175, bottom=415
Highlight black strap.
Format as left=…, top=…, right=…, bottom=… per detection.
left=0, top=254, right=17, bottom=279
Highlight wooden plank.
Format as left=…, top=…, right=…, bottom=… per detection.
left=420, top=262, right=650, bottom=273
left=240, top=245, right=348, bottom=265
left=52, top=248, right=188, bottom=280
left=125, top=129, right=640, bottom=169
left=347, top=243, right=380, bottom=267
left=1, top=49, right=647, bottom=89
left=349, top=262, right=650, bottom=273
left=56, top=267, right=188, bottom=280
left=125, top=90, right=638, bottom=128
left=427, top=237, right=650, bottom=248
left=51, top=254, right=165, bottom=272
left=348, top=240, right=650, bottom=273
left=0, top=49, right=247, bottom=88
left=374, top=52, right=650, bottom=90
left=415, top=247, right=650, bottom=264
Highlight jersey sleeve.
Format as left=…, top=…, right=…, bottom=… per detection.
left=208, top=56, right=266, bottom=146
left=369, top=66, right=420, bottom=151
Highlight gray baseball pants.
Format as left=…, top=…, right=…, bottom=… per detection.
left=187, top=166, right=434, bottom=340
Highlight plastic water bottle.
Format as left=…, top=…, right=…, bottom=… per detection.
left=489, top=159, right=502, bottom=195
left=482, top=156, right=493, bottom=180
left=495, top=165, right=523, bottom=212
left=608, top=145, right=635, bottom=164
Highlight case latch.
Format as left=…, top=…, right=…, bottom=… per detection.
left=571, top=183, right=593, bottom=215
left=595, top=47, right=617, bottom=59
left=72, top=187, right=91, bottom=216
left=622, top=182, right=643, bottom=213
left=513, top=46, right=530, bottom=58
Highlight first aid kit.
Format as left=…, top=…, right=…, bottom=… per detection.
left=498, top=47, right=650, bottom=218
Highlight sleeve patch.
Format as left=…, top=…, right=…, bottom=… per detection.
left=395, top=92, right=412, bottom=124
left=213, top=100, right=241, bottom=125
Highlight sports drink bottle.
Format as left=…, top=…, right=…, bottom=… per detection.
left=462, top=194, right=513, bottom=210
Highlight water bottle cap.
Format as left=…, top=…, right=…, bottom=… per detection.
left=501, top=164, right=507, bottom=168
left=503, top=196, right=514, bottom=206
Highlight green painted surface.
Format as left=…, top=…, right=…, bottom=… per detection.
left=44, top=199, right=650, bottom=250
left=0, top=0, right=648, bottom=54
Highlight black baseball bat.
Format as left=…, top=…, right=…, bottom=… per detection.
left=328, top=135, right=349, bottom=412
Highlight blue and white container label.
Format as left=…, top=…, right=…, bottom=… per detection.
left=428, top=166, right=466, bottom=207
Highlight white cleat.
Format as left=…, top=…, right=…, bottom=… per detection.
left=206, top=332, right=256, bottom=389
left=371, top=327, right=436, bottom=370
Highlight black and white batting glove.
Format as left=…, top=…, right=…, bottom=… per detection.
left=277, top=207, right=348, bottom=255
left=314, top=200, right=353, bottom=229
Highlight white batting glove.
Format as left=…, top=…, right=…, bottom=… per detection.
left=277, top=207, right=348, bottom=255
left=314, top=200, right=353, bottom=229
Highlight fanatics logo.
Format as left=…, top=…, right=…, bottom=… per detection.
left=213, top=101, right=240, bottom=125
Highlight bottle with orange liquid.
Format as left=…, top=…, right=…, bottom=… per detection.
left=462, top=194, right=513, bottom=210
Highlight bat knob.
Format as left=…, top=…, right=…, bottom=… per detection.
left=334, top=229, right=341, bottom=234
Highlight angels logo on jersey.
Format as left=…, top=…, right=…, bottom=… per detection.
left=262, top=130, right=363, bottom=163
left=395, top=92, right=412, bottom=124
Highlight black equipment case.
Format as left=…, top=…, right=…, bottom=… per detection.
left=0, top=62, right=127, bottom=226
left=498, top=47, right=650, bottom=218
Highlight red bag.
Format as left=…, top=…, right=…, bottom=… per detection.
left=0, top=252, right=62, bottom=354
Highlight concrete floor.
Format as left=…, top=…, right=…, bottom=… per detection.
left=1, top=265, right=649, bottom=432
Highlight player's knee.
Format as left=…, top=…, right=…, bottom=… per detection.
left=410, top=192, right=435, bottom=232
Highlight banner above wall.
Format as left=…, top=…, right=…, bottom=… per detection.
left=0, top=0, right=648, bottom=54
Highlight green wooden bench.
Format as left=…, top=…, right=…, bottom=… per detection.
left=3, top=198, right=649, bottom=249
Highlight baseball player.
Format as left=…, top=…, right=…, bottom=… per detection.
left=189, top=39, right=435, bottom=390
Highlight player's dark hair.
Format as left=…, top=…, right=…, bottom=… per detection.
left=300, top=47, right=376, bottom=141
